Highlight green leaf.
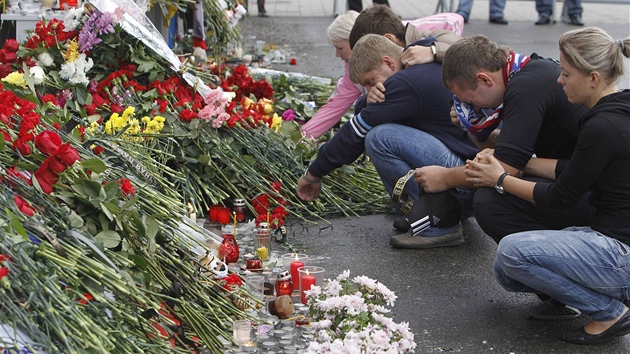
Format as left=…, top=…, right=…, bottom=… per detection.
left=81, top=159, right=108, bottom=174
left=102, top=201, right=121, bottom=214
left=100, top=202, right=115, bottom=221
left=81, top=180, right=103, bottom=198
left=94, top=230, right=121, bottom=248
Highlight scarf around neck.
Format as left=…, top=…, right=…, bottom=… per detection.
left=454, top=52, right=530, bottom=142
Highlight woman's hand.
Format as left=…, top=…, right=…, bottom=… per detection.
left=401, top=45, right=434, bottom=67
left=464, top=151, right=504, bottom=188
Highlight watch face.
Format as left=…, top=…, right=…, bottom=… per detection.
left=495, top=185, right=505, bottom=194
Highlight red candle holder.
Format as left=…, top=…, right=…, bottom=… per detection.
left=275, top=271, right=294, bottom=297
left=208, top=205, right=221, bottom=222
left=218, top=233, right=239, bottom=263
left=217, top=207, right=231, bottom=225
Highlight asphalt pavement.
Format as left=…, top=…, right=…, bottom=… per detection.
left=238, top=1, right=630, bottom=352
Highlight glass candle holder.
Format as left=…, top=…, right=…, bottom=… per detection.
left=217, top=206, right=231, bottom=225
left=281, top=253, right=309, bottom=291
left=298, top=266, right=325, bottom=304
left=232, top=198, right=246, bottom=222
left=232, top=320, right=251, bottom=344
left=253, top=230, right=272, bottom=261
left=218, top=233, right=239, bottom=264
left=208, top=205, right=221, bottom=222
left=274, top=271, right=293, bottom=297
left=245, top=274, right=265, bottom=301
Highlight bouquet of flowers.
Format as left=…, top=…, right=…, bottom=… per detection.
left=304, top=270, right=416, bottom=353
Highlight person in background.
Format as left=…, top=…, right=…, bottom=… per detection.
left=301, top=6, right=464, bottom=140
left=534, top=0, right=584, bottom=25
left=347, top=0, right=390, bottom=12
left=258, top=0, right=268, bottom=17
left=465, top=26, right=630, bottom=345
left=455, top=0, right=508, bottom=24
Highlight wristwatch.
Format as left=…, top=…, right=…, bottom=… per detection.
left=495, top=172, right=510, bottom=194
left=430, top=43, right=438, bottom=60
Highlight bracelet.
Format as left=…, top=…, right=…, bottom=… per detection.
left=302, top=172, right=321, bottom=184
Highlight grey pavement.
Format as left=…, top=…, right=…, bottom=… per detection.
left=239, top=2, right=630, bottom=353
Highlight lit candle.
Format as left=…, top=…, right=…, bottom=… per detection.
left=290, top=258, right=304, bottom=288
left=300, top=269, right=316, bottom=304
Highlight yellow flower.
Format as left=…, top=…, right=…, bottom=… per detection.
left=65, top=39, right=79, bottom=62
left=87, top=121, right=100, bottom=134
left=1, top=72, right=27, bottom=88
left=127, top=118, right=140, bottom=134
left=271, top=113, right=282, bottom=132
left=242, top=97, right=254, bottom=109
left=122, top=106, right=136, bottom=120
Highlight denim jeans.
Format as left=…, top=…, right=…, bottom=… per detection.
left=364, top=124, right=474, bottom=237
left=494, top=226, right=630, bottom=321
left=455, top=0, right=506, bottom=20
left=535, top=0, right=583, bottom=16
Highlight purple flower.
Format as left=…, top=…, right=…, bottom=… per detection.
left=282, top=109, right=296, bottom=121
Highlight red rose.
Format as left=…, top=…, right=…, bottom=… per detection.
left=13, top=195, right=35, bottom=216
left=92, top=145, right=104, bottom=155
left=3, top=39, right=19, bottom=52
left=1, top=129, right=11, bottom=142
left=47, top=156, right=67, bottom=174
left=55, top=143, right=80, bottom=166
left=12, top=139, right=32, bottom=156
left=289, top=58, right=297, bottom=65
left=116, top=178, right=136, bottom=196
left=34, top=131, right=62, bottom=155
left=0, top=50, right=17, bottom=64
left=34, top=159, right=59, bottom=194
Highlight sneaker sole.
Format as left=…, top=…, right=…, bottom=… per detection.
left=529, top=313, right=581, bottom=321
left=390, top=236, right=465, bottom=249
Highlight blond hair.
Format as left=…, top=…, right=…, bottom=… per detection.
left=559, top=26, right=630, bottom=85
left=349, top=34, right=402, bottom=84
left=327, top=11, right=360, bottom=44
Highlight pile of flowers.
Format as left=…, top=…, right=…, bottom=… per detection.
left=304, top=270, right=417, bottom=353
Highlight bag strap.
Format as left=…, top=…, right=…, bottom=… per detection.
left=391, top=170, right=417, bottom=215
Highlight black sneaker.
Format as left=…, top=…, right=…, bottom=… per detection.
left=393, top=218, right=411, bottom=232
left=529, top=299, right=581, bottom=321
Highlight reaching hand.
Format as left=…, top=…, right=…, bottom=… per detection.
left=296, top=176, right=322, bottom=201
left=367, top=83, right=386, bottom=104
left=414, top=166, right=450, bottom=193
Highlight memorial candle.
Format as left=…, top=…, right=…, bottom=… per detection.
left=290, top=259, right=304, bottom=287
left=300, top=270, right=316, bottom=304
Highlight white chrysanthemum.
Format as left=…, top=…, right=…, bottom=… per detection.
left=60, top=53, right=93, bottom=85
left=336, top=269, right=350, bottom=281
left=323, top=279, right=342, bottom=297
left=353, top=275, right=377, bottom=291
left=29, top=66, right=45, bottom=85
left=64, top=7, right=86, bottom=31
left=37, top=52, right=54, bottom=67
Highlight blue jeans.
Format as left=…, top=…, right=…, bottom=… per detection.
left=494, top=227, right=630, bottom=321
left=364, top=124, right=474, bottom=237
left=535, top=0, right=582, bottom=16
left=456, top=0, right=506, bottom=20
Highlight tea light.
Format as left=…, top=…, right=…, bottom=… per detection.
left=262, top=341, right=276, bottom=350
left=278, top=340, right=293, bottom=348
left=281, top=334, right=294, bottom=342
left=273, top=329, right=286, bottom=338
left=280, top=319, right=295, bottom=328
left=239, top=340, right=257, bottom=352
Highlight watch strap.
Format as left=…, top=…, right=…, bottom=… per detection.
left=496, top=172, right=510, bottom=188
